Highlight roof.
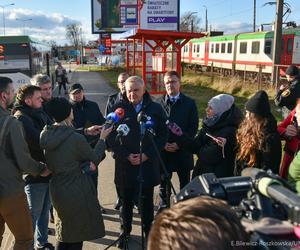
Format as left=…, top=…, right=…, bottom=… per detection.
left=120, top=28, right=205, bottom=40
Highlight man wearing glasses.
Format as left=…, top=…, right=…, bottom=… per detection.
left=157, top=71, right=199, bottom=212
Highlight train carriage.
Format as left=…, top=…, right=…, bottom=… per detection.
left=182, top=27, right=300, bottom=77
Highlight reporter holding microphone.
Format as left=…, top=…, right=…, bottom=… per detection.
left=40, top=97, right=112, bottom=250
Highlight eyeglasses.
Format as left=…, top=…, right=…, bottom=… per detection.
left=118, top=80, right=126, bottom=84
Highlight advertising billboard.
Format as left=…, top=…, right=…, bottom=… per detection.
left=91, top=0, right=179, bottom=34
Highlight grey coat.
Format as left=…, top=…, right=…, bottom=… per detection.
left=40, top=125, right=106, bottom=242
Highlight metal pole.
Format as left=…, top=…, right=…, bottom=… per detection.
left=271, top=0, right=283, bottom=85
left=253, top=0, right=256, bottom=32
left=204, top=6, right=208, bottom=32
left=2, top=7, right=5, bottom=36
left=191, top=19, right=193, bottom=32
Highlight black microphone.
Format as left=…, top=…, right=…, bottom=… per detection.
left=137, top=111, right=147, bottom=136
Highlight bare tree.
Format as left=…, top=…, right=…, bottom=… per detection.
left=66, top=23, right=81, bottom=50
left=180, top=12, right=201, bottom=32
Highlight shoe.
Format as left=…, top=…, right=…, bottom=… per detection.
left=36, top=242, right=54, bottom=250
left=114, top=198, right=122, bottom=210
left=101, top=206, right=106, bottom=214
left=117, top=233, right=129, bottom=249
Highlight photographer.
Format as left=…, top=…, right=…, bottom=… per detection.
left=148, top=196, right=249, bottom=250
left=235, top=91, right=281, bottom=175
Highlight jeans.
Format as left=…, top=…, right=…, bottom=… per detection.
left=24, top=183, right=51, bottom=249
left=0, top=192, right=33, bottom=250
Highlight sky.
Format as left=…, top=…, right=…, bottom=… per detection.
left=0, top=0, right=299, bottom=45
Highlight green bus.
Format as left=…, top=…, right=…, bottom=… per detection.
left=0, top=35, right=56, bottom=90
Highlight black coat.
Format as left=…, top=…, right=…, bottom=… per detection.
left=70, top=98, right=105, bottom=146
left=156, top=93, right=198, bottom=172
left=179, top=104, right=243, bottom=178
left=105, top=92, right=126, bottom=116
left=107, top=92, right=168, bottom=188
left=234, top=114, right=282, bottom=176
left=13, top=104, right=52, bottom=184
left=275, top=76, right=300, bottom=111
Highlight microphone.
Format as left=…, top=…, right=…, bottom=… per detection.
left=137, top=111, right=155, bottom=136
left=116, top=124, right=130, bottom=137
left=104, top=107, right=125, bottom=128
left=166, top=120, right=183, bottom=136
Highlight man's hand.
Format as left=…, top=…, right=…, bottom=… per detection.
left=286, top=124, right=298, bottom=137
left=85, top=125, right=102, bottom=136
left=279, top=83, right=289, bottom=91
left=100, top=126, right=113, bottom=140
left=40, top=167, right=51, bottom=177
left=164, top=142, right=179, bottom=152
left=128, top=153, right=149, bottom=165
left=89, top=162, right=97, bottom=172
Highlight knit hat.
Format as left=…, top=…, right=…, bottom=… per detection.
left=286, top=65, right=299, bottom=76
left=245, top=90, right=270, bottom=117
left=208, top=94, right=234, bottom=116
left=47, top=97, right=72, bottom=122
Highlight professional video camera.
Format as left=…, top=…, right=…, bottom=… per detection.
left=175, top=168, right=300, bottom=249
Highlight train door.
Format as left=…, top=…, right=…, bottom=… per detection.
left=281, top=34, right=294, bottom=65
left=204, top=41, right=209, bottom=66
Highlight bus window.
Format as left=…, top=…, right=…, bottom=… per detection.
left=0, top=43, right=30, bottom=69
left=240, top=42, right=247, bottom=54
left=227, top=43, right=232, bottom=53
left=221, top=43, right=226, bottom=53
left=287, top=38, right=293, bottom=54
left=197, top=44, right=200, bottom=53
left=264, top=40, right=272, bottom=54
left=251, top=41, right=260, bottom=54
left=211, top=43, right=214, bottom=53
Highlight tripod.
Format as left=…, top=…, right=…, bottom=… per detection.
left=105, top=136, right=129, bottom=250
left=146, top=129, right=177, bottom=207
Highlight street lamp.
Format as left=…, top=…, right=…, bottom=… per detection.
left=203, top=5, right=208, bottom=32
left=16, top=18, right=32, bottom=35
left=186, top=11, right=197, bottom=32
left=0, top=3, right=14, bottom=36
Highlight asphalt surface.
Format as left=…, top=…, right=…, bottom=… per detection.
left=2, top=70, right=180, bottom=250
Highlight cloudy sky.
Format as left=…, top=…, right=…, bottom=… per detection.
left=1, top=0, right=299, bottom=45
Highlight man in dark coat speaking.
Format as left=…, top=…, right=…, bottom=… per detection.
left=107, top=76, right=167, bottom=247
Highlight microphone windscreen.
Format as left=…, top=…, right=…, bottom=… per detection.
left=115, top=108, right=125, bottom=120
left=137, top=111, right=145, bottom=123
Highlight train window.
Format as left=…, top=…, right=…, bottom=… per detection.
left=287, top=38, right=293, bottom=54
left=216, top=43, right=220, bottom=53
left=211, top=43, right=214, bottom=53
left=251, top=41, right=260, bottom=54
left=197, top=44, right=200, bottom=53
left=264, top=40, right=272, bottom=54
left=227, top=43, right=232, bottom=53
left=240, top=42, right=247, bottom=54
left=221, top=43, right=226, bottom=53
left=193, top=44, right=196, bottom=53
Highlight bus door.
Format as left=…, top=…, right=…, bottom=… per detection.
left=204, top=41, right=209, bottom=66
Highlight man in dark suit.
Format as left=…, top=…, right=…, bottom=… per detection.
left=107, top=76, right=167, bottom=248
left=105, top=72, right=129, bottom=210
left=157, top=71, right=199, bottom=210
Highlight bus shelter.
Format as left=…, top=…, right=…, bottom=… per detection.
left=123, top=29, right=205, bottom=94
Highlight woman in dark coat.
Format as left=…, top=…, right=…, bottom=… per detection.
left=175, top=94, right=243, bottom=178
left=40, top=97, right=112, bottom=250
left=235, top=90, right=282, bottom=176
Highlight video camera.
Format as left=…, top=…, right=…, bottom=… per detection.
left=175, top=168, right=300, bottom=225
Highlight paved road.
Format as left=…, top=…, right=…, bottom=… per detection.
left=2, top=71, right=180, bottom=250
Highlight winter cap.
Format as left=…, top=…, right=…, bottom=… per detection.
left=285, top=65, right=299, bottom=77
left=69, top=83, right=83, bottom=94
left=245, top=90, right=270, bottom=117
left=208, top=94, right=234, bottom=116
left=47, top=97, right=72, bottom=122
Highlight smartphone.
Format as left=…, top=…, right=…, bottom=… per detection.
left=205, top=133, right=219, bottom=141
